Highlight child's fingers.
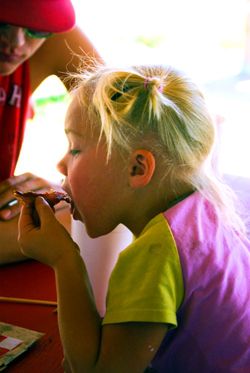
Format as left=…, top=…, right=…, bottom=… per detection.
left=35, top=197, right=57, bottom=226
left=18, top=203, right=36, bottom=233
left=19, top=197, right=55, bottom=232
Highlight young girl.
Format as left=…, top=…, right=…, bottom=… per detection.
left=18, top=64, right=250, bottom=372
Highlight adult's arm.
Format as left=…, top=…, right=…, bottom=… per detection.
left=30, top=26, right=103, bottom=92
left=0, top=217, right=26, bottom=264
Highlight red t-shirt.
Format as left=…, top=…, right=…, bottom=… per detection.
left=0, top=61, right=31, bottom=182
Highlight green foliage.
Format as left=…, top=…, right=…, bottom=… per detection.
left=135, top=35, right=164, bottom=48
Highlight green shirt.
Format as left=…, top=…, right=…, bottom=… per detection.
left=103, top=214, right=184, bottom=327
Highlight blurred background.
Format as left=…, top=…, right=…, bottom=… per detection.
left=15, top=0, right=250, bottom=182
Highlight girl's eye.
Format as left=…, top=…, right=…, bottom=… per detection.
left=69, top=149, right=80, bottom=156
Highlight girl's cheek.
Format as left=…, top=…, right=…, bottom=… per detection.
left=68, top=171, right=83, bottom=197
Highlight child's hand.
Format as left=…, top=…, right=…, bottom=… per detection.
left=18, top=196, right=79, bottom=268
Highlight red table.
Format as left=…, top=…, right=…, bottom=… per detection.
left=0, top=260, right=63, bottom=372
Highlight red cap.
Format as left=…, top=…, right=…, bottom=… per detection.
left=0, top=0, right=76, bottom=33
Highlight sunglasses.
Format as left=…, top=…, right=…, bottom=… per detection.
left=0, top=23, right=52, bottom=39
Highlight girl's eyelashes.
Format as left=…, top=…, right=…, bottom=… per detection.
left=69, top=149, right=80, bottom=156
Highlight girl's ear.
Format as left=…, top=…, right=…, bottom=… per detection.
left=129, top=149, right=155, bottom=188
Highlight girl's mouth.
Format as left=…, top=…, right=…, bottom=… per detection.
left=72, top=206, right=82, bottom=221
left=69, top=198, right=79, bottom=219
left=61, top=188, right=82, bottom=221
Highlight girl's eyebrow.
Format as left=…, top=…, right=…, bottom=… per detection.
left=65, top=128, right=83, bottom=138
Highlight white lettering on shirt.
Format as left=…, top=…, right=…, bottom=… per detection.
left=0, top=87, right=6, bottom=104
left=8, top=84, right=22, bottom=107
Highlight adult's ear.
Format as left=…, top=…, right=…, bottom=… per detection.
left=129, top=149, right=155, bottom=188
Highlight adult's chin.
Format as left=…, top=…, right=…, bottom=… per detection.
left=0, top=56, right=25, bottom=76
left=0, top=63, right=19, bottom=76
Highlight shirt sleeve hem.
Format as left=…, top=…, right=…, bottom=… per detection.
left=103, top=309, right=177, bottom=327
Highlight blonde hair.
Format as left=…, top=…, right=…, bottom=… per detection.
left=71, top=63, right=246, bottom=234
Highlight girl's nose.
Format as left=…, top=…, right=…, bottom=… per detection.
left=57, top=155, right=68, bottom=177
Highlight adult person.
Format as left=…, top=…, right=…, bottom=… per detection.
left=0, top=0, right=102, bottom=263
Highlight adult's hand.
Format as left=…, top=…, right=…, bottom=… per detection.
left=0, top=172, right=61, bottom=221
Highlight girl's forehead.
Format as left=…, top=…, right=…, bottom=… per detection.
left=65, top=97, right=86, bottom=132
left=65, top=97, right=99, bottom=140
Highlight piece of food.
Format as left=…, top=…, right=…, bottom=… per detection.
left=13, top=189, right=71, bottom=226
left=13, top=190, right=71, bottom=207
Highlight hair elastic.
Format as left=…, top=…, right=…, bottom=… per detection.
left=144, top=78, right=163, bottom=93
left=158, top=84, right=164, bottom=93
left=144, top=79, right=150, bottom=90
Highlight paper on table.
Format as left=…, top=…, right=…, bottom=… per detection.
left=0, top=322, right=44, bottom=371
